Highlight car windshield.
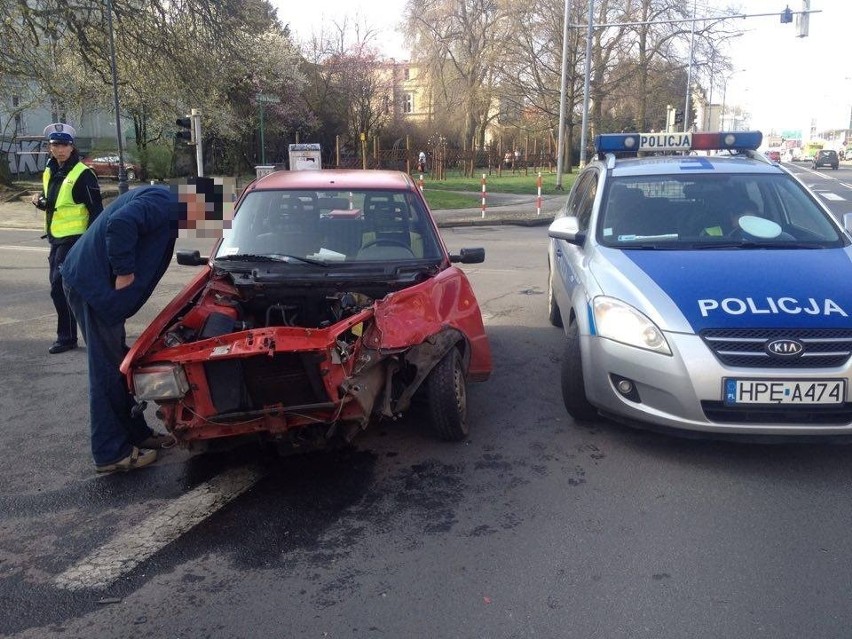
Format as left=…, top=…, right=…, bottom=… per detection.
left=215, top=188, right=443, bottom=263
left=597, top=173, right=847, bottom=249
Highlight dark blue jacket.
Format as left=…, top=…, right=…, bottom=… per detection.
left=61, top=186, right=179, bottom=325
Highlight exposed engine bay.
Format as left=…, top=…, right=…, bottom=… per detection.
left=159, top=275, right=386, bottom=347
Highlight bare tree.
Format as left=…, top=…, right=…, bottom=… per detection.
left=404, top=0, right=513, bottom=147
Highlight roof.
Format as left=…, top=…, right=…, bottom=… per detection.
left=608, top=154, right=783, bottom=177
left=249, top=169, right=418, bottom=192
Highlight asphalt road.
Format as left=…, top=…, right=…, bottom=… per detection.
left=0, top=174, right=851, bottom=638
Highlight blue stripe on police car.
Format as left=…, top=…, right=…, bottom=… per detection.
left=624, top=249, right=852, bottom=330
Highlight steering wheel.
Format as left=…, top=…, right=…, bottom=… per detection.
left=360, top=238, right=413, bottom=252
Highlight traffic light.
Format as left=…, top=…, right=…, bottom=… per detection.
left=175, top=116, right=195, bottom=144
left=674, top=109, right=684, bottom=126
left=780, top=6, right=793, bottom=23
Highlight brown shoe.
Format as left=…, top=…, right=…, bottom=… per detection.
left=138, top=432, right=176, bottom=449
left=95, top=447, right=158, bottom=474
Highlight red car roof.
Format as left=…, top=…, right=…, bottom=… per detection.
left=248, top=169, right=418, bottom=192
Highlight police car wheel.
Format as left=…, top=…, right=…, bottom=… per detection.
left=560, top=323, right=597, bottom=422
left=547, top=264, right=563, bottom=328
left=426, top=347, right=469, bottom=441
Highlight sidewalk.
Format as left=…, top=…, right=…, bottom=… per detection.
left=0, top=185, right=563, bottom=230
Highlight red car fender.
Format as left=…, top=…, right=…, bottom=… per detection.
left=369, top=266, right=492, bottom=381
left=120, top=265, right=212, bottom=380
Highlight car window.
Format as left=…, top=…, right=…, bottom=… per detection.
left=575, top=171, right=598, bottom=232
left=597, top=173, right=846, bottom=248
left=561, top=170, right=595, bottom=221
left=217, top=189, right=443, bottom=262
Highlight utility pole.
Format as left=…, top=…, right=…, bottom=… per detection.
left=578, top=0, right=594, bottom=168
left=191, top=109, right=203, bottom=177
left=555, top=0, right=572, bottom=190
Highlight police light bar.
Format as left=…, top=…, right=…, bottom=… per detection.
left=595, top=131, right=763, bottom=154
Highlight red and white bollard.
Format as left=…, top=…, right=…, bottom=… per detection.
left=481, top=174, right=487, bottom=219
left=536, top=172, right=543, bottom=216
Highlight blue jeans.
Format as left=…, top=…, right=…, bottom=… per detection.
left=64, top=283, right=154, bottom=466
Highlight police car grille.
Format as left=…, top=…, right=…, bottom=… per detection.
left=701, top=402, right=852, bottom=425
left=701, top=328, right=852, bottom=368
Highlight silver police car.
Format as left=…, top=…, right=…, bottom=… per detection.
left=547, top=131, right=852, bottom=438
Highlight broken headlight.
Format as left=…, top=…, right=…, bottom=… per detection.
left=133, top=365, right=190, bottom=401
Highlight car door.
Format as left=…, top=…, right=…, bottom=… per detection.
left=551, top=168, right=598, bottom=329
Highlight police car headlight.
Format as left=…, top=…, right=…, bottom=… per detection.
left=592, top=297, right=671, bottom=355
left=133, top=365, right=190, bottom=401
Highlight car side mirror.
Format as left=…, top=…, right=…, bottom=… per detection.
left=449, top=247, right=485, bottom=264
left=548, top=216, right=585, bottom=246
left=176, top=249, right=207, bottom=266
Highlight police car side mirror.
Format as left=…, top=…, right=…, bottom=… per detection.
left=176, top=249, right=207, bottom=266
left=548, top=217, right=584, bottom=246
left=844, top=212, right=852, bottom=234
left=450, top=247, right=485, bottom=263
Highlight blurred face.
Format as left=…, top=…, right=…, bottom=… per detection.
left=49, top=141, right=73, bottom=163
left=178, top=189, right=208, bottom=229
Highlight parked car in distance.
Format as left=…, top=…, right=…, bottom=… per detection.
left=812, top=149, right=839, bottom=170
left=765, top=148, right=782, bottom=162
left=122, top=169, right=493, bottom=455
left=81, top=154, right=144, bottom=181
left=781, top=147, right=803, bottom=162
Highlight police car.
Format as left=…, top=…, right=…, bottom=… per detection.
left=547, top=131, right=852, bottom=438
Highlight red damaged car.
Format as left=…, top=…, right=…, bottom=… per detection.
left=122, top=170, right=492, bottom=453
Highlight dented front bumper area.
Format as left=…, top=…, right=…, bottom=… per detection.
left=132, top=307, right=466, bottom=451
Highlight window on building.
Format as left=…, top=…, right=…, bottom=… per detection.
left=403, top=93, right=413, bottom=114
left=404, top=67, right=410, bottom=81
left=12, top=96, right=23, bottom=133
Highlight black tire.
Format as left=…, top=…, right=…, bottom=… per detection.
left=426, top=348, right=468, bottom=441
left=560, top=323, right=598, bottom=422
left=547, top=262, right=563, bottom=328
left=125, top=168, right=136, bottom=181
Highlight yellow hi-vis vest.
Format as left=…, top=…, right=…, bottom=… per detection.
left=43, top=162, right=91, bottom=238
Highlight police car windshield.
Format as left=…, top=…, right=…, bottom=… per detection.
left=598, top=174, right=846, bottom=249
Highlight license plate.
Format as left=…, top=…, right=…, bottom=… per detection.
left=723, top=378, right=846, bottom=405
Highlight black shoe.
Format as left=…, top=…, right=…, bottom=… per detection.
left=48, top=341, right=77, bottom=354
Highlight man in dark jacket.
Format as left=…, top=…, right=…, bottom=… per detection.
left=61, top=179, right=216, bottom=473
left=31, top=123, right=102, bottom=354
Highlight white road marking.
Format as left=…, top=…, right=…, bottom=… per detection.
left=54, top=465, right=263, bottom=591
left=819, top=192, right=845, bottom=201
left=0, top=244, right=49, bottom=253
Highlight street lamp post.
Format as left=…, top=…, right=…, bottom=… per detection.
left=105, top=0, right=128, bottom=194
left=555, top=0, right=572, bottom=190
left=257, top=93, right=280, bottom=166
left=719, top=69, right=744, bottom=131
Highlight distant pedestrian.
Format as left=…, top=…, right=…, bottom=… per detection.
left=504, top=151, right=513, bottom=169
left=31, top=123, right=102, bottom=354
left=418, top=150, right=427, bottom=173
left=61, top=179, right=221, bottom=473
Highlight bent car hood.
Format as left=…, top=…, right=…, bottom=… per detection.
left=592, top=247, right=852, bottom=332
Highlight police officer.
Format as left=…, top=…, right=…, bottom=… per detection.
left=32, top=123, right=103, bottom=354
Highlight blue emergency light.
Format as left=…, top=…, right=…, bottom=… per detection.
left=595, top=131, right=763, bottom=154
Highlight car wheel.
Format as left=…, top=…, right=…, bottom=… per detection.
left=547, top=262, right=563, bottom=328
left=560, top=322, right=598, bottom=422
left=426, top=347, right=468, bottom=441
left=126, top=168, right=136, bottom=181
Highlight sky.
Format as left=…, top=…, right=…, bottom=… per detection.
left=273, top=0, right=852, bottom=141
